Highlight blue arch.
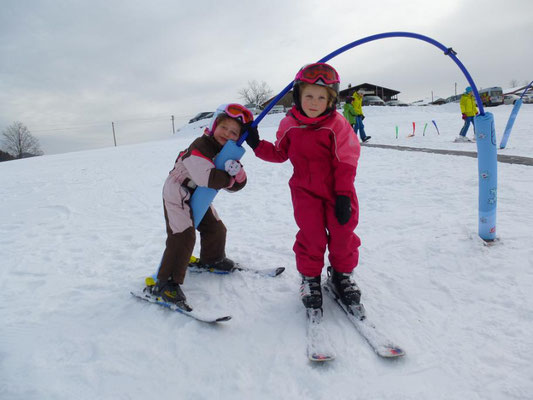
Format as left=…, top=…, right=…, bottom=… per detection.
left=208, top=32, right=497, bottom=241
left=519, top=80, right=533, bottom=100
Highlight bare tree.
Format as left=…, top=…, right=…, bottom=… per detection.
left=238, top=80, right=273, bottom=107
left=2, top=121, right=43, bottom=158
left=509, top=79, right=519, bottom=88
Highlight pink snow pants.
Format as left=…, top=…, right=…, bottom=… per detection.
left=290, top=185, right=360, bottom=277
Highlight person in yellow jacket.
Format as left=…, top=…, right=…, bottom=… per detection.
left=351, top=89, right=371, bottom=143
left=457, top=86, right=478, bottom=142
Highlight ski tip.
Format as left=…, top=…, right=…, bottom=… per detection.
left=379, top=346, right=405, bottom=358
left=309, top=353, right=336, bottom=362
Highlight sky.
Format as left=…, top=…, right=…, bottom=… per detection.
left=1, top=0, right=532, bottom=155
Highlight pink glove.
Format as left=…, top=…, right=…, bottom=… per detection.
left=224, top=160, right=246, bottom=187
left=234, top=168, right=246, bottom=183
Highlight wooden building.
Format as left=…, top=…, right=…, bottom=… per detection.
left=262, top=91, right=294, bottom=109
left=340, top=83, right=400, bottom=102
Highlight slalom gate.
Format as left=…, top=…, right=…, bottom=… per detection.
left=190, top=32, right=498, bottom=241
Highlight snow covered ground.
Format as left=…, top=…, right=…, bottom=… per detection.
left=355, top=102, right=533, bottom=157
left=1, top=104, right=532, bottom=400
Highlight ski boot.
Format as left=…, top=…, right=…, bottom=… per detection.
left=326, top=266, right=361, bottom=306
left=300, top=275, right=322, bottom=309
left=202, top=257, right=236, bottom=272
left=151, top=279, right=192, bottom=311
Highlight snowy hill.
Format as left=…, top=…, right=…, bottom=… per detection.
left=1, top=105, right=533, bottom=399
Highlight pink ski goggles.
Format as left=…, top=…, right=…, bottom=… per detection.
left=223, top=103, right=253, bottom=124
left=295, top=63, right=340, bottom=85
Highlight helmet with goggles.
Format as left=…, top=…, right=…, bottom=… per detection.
left=205, top=103, right=254, bottom=136
left=292, top=62, right=340, bottom=114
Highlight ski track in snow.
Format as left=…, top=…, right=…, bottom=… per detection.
left=1, top=105, right=533, bottom=400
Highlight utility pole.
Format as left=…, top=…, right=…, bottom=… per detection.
left=171, top=115, right=175, bottom=134
left=111, top=122, right=117, bottom=147
left=431, top=91, right=434, bottom=103
left=455, top=82, right=457, bottom=96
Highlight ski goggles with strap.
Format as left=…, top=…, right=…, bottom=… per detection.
left=222, top=103, right=254, bottom=124
left=295, top=63, right=340, bottom=85
left=206, top=103, right=254, bottom=136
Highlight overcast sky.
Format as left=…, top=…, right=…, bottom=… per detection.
left=1, top=0, right=532, bottom=154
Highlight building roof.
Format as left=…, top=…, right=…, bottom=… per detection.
left=262, top=91, right=294, bottom=108
left=340, top=83, right=400, bottom=101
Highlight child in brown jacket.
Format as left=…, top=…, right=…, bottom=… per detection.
left=153, top=103, right=253, bottom=310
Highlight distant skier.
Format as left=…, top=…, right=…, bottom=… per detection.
left=342, top=94, right=358, bottom=133
left=456, top=86, right=478, bottom=142
left=152, top=104, right=253, bottom=310
left=245, top=63, right=363, bottom=310
left=351, top=89, right=371, bottom=143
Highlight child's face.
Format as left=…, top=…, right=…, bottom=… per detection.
left=213, top=118, right=241, bottom=146
left=301, top=84, right=330, bottom=118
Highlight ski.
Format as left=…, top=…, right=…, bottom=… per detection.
left=188, top=264, right=285, bottom=277
left=188, top=256, right=285, bottom=277
left=130, top=276, right=231, bottom=323
left=323, top=284, right=405, bottom=358
left=131, top=289, right=231, bottom=323
left=306, top=308, right=336, bottom=362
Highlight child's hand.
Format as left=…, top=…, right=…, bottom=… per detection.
left=335, top=195, right=352, bottom=225
left=243, top=122, right=260, bottom=149
left=224, top=159, right=242, bottom=176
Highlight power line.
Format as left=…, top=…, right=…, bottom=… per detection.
left=30, top=113, right=192, bottom=133
left=31, top=122, right=109, bottom=133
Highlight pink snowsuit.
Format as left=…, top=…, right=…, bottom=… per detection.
left=254, top=106, right=361, bottom=277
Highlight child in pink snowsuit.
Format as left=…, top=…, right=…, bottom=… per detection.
left=244, top=63, right=362, bottom=309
